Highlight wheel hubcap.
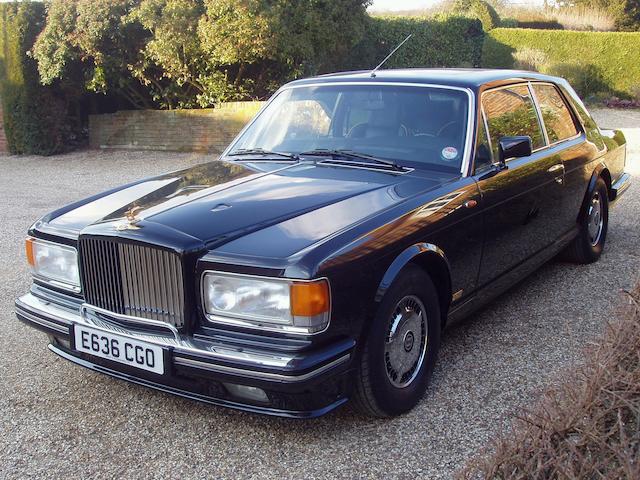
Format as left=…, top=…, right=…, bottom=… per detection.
left=384, top=295, right=428, bottom=388
left=587, top=192, right=603, bottom=246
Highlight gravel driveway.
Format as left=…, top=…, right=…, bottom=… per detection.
left=1, top=109, right=638, bottom=479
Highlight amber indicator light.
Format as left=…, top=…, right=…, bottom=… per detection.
left=290, top=281, right=330, bottom=317
left=25, top=238, right=35, bottom=267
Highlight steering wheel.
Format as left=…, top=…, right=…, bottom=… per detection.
left=436, top=121, right=458, bottom=138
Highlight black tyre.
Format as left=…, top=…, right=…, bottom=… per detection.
left=353, top=265, right=441, bottom=417
left=564, top=177, right=609, bottom=264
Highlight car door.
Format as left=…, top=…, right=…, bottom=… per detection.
left=473, top=83, right=565, bottom=287
left=530, top=82, right=587, bottom=234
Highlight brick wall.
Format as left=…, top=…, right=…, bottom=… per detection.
left=89, top=101, right=264, bottom=153
left=0, top=99, right=7, bottom=154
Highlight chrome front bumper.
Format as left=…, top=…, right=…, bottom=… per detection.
left=15, top=292, right=354, bottom=417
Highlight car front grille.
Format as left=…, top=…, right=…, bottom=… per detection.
left=79, top=238, right=186, bottom=328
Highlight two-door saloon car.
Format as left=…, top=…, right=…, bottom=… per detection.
left=16, top=69, right=630, bottom=418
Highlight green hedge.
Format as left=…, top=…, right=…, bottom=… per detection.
left=482, top=28, right=640, bottom=98
left=346, top=16, right=484, bottom=70
left=0, top=3, right=70, bottom=155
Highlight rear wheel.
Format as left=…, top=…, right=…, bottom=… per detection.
left=354, top=265, right=441, bottom=417
left=564, top=177, right=609, bottom=264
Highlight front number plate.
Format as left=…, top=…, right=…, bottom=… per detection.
left=73, top=324, right=165, bottom=375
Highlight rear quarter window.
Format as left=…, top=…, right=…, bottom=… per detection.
left=533, top=84, right=579, bottom=143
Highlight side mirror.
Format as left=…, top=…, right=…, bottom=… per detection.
left=498, top=136, right=532, bottom=166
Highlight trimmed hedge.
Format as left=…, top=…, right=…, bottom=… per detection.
left=346, top=16, right=484, bottom=70
left=482, top=28, right=640, bottom=98
left=0, top=2, right=75, bottom=155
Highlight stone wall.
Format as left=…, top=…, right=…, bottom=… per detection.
left=0, top=100, right=7, bottom=153
left=89, top=101, right=264, bottom=153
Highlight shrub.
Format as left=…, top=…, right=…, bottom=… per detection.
left=516, top=19, right=564, bottom=30
left=482, top=28, right=640, bottom=98
left=0, top=2, right=73, bottom=155
left=34, top=0, right=371, bottom=109
left=34, top=0, right=154, bottom=109
left=512, top=48, right=547, bottom=71
left=459, top=287, right=640, bottom=479
left=452, top=0, right=501, bottom=31
left=345, top=15, right=484, bottom=71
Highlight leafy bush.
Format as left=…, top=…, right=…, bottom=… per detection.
left=516, top=19, right=564, bottom=30
left=34, top=0, right=155, bottom=109
left=512, top=48, right=548, bottom=71
left=34, top=0, right=371, bottom=109
left=452, top=0, right=500, bottom=31
left=346, top=15, right=484, bottom=71
left=0, top=2, right=74, bottom=155
left=482, top=28, right=640, bottom=99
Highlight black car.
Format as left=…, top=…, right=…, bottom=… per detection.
left=16, top=69, right=630, bottom=418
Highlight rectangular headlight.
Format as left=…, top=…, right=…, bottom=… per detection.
left=26, top=238, right=80, bottom=293
left=202, top=272, right=330, bottom=334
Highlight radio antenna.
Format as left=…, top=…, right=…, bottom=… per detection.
left=370, top=34, right=412, bottom=78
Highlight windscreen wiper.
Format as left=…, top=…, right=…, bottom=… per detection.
left=226, top=148, right=300, bottom=161
left=299, top=149, right=403, bottom=171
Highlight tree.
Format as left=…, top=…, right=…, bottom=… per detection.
left=34, top=0, right=372, bottom=109
left=33, top=0, right=151, bottom=108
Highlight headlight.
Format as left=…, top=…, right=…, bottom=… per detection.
left=26, top=238, right=80, bottom=293
left=202, top=272, right=330, bottom=334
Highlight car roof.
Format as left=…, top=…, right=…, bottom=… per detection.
left=285, top=68, right=562, bottom=90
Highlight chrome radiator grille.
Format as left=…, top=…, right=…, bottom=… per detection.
left=79, top=238, right=186, bottom=328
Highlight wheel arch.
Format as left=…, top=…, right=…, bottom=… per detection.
left=579, top=163, right=611, bottom=223
left=375, top=243, right=452, bottom=327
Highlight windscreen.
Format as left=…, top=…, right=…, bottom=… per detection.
left=228, top=84, right=469, bottom=172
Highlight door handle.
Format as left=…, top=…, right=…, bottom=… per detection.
left=547, top=164, right=565, bottom=173
left=547, top=164, right=565, bottom=184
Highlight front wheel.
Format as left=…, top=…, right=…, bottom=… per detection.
left=353, top=265, right=441, bottom=417
left=564, top=177, right=609, bottom=264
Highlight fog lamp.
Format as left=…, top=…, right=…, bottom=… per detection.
left=223, top=383, right=269, bottom=403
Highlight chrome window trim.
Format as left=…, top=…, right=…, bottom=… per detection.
left=528, top=81, right=550, bottom=146
left=222, top=81, right=476, bottom=177
left=480, top=81, right=584, bottom=167
left=200, top=270, right=332, bottom=336
left=480, top=82, right=548, bottom=160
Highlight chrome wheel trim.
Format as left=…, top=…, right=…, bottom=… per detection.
left=384, top=295, right=428, bottom=389
left=587, top=191, right=604, bottom=247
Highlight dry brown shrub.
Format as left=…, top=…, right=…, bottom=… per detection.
left=459, top=287, right=640, bottom=479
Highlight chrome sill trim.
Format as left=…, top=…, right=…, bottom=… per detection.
left=174, top=353, right=350, bottom=383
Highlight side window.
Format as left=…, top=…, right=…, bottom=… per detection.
left=474, top=112, right=493, bottom=172
left=532, top=84, right=579, bottom=143
left=483, top=85, right=545, bottom=160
